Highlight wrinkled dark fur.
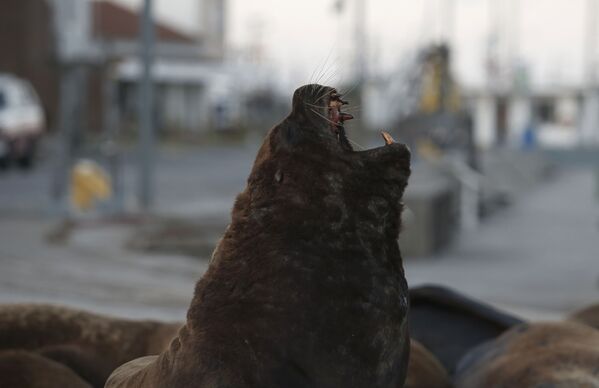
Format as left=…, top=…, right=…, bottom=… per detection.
left=107, top=84, right=412, bottom=388
left=408, top=285, right=523, bottom=375
left=0, top=304, right=180, bottom=388
left=455, top=321, right=599, bottom=387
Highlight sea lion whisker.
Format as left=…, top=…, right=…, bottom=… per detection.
left=303, top=102, right=329, bottom=109
left=341, top=105, right=362, bottom=112
left=340, top=80, right=360, bottom=98
left=346, top=137, right=365, bottom=150
left=314, top=87, right=337, bottom=104
left=310, top=52, right=330, bottom=84
left=313, top=86, right=332, bottom=104
left=309, top=108, right=339, bottom=127
left=319, top=67, right=340, bottom=89
left=314, top=44, right=339, bottom=84
left=313, top=56, right=331, bottom=85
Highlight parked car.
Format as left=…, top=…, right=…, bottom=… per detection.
left=0, top=74, right=45, bottom=169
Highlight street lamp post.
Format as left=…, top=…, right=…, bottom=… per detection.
left=138, top=0, right=155, bottom=213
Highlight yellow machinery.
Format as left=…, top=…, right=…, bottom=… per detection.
left=70, top=160, right=112, bottom=211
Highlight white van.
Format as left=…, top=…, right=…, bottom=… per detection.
left=0, top=74, right=45, bottom=169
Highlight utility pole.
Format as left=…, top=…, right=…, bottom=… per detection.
left=581, top=0, right=599, bottom=146
left=585, top=0, right=598, bottom=87
left=444, top=0, right=456, bottom=48
left=354, top=0, right=367, bottom=84
left=138, top=0, right=155, bottom=212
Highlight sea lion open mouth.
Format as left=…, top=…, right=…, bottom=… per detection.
left=299, top=85, right=411, bottom=177
left=327, top=92, right=350, bottom=124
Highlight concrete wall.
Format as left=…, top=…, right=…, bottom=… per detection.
left=473, top=94, right=496, bottom=149
left=0, top=0, right=59, bottom=130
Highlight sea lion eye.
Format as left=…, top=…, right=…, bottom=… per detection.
left=274, top=170, right=283, bottom=183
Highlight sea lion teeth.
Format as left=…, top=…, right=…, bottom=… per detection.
left=381, top=131, right=395, bottom=145
left=330, top=93, right=348, bottom=106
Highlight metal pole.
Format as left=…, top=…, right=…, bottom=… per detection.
left=354, top=0, right=367, bottom=84
left=585, top=0, right=597, bottom=87
left=52, top=65, right=77, bottom=216
left=103, top=63, right=124, bottom=214
left=138, top=0, right=155, bottom=212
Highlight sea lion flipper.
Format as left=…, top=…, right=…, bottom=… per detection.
left=105, top=356, right=159, bottom=388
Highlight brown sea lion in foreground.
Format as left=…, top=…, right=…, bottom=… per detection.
left=455, top=321, right=599, bottom=387
left=106, top=84, right=412, bottom=388
left=0, top=304, right=180, bottom=387
left=405, top=340, right=452, bottom=388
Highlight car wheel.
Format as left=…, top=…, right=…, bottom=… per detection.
left=17, top=140, right=36, bottom=170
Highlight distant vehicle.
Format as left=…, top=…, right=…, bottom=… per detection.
left=0, top=74, right=45, bottom=169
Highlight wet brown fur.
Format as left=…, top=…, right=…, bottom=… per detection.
left=0, top=304, right=180, bottom=387
left=455, top=321, right=599, bottom=387
left=106, top=84, right=412, bottom=388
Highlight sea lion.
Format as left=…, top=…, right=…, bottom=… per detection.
left=405, top=340, right=451, bottom=388
left=408, top=285, right=523, bottom=375
left=568, top=303, right=599, bottom=330
left=0, top=350, right=92, bottom=388
left=455, top=321, right=599, bottom=387
left=0, top=304, right=180, bottom=387
left=106, top=84, right=412, bottom=388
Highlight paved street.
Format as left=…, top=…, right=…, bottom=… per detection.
left=405, top=166, right=599, bottom=319
left=0, top=141, right=257, bottom=219
left=0, top=144, right=598, bottom=322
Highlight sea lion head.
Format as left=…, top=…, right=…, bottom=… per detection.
left=287, top=84, right=355, bottom=151
left=246, top=84, right=411, bottom=239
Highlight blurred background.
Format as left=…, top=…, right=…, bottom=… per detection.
left=0, top=0, right=598, bottom=321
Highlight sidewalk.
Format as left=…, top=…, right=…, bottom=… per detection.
left=0, top=218, right=203, bottom=321
left=405, top=166, right=599, bottom=319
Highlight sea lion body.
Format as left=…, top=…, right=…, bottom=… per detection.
left=0, top=304, right=180, bottom=387
left=455, top=321, right=599, bottom=387
left=107, top=84, right=412, bottom=388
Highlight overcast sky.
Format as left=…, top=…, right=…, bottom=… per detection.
left=113, top=0, right=592, bottom=90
